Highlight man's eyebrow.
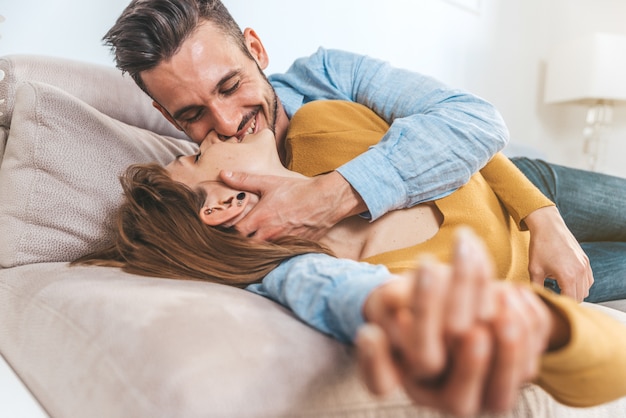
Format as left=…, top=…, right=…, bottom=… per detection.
left=171, top=70, right=243, bottom=121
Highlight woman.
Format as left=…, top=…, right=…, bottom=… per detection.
left=75, top=100, right=626, bottom=413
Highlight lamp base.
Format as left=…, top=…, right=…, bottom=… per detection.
left=582, top=102, right=612, bottom=171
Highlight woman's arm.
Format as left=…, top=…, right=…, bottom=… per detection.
left=478, top=152, right=554, bottom=226
left=479, top=153, right=593, bottom=301
left=535, top=289, right=626, bottom=407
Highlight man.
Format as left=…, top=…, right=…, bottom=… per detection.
left=103, top=0, right=626, bottom=414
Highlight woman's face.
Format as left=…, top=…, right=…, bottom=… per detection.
left=165, top=128, right=295, bottom=227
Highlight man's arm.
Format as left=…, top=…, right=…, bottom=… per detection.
left=271, top=48, right=510, bottom=219
left=227, top=49, right=508, bottom=241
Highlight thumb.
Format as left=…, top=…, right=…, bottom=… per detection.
left=219, top=170, right=265, bottom=194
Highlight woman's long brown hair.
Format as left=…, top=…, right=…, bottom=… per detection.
left=73, top=163, right=332, bottom=287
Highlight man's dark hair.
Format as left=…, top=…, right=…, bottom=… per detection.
left=103, top=0, right=249, bottom=94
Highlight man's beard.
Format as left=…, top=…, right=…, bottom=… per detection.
left=258, top=64, right=279, bottom=135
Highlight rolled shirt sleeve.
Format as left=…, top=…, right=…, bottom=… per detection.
left=270, top=47, right=509, bottom=219
left=246, top=253, right=390, bottom=344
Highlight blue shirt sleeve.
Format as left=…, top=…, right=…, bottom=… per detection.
left=246, top=253, right=391, bottom=344
left=269, top=48, right=509, bottom=219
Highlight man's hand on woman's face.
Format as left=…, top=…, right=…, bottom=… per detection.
left=219, top=170, right=366, bottom=241
left=357, top=228, right=553, bottom=417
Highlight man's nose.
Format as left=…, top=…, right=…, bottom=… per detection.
left=209, top=104, right=240, bottom=139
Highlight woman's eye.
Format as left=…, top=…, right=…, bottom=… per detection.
left=194, top=152, right=202, bottom=163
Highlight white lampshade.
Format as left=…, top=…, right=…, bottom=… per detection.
left=544, top=33, right=626, bottom=104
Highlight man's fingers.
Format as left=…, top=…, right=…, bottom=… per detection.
left=355, top=324, right=400, bottom=396
left=365, top=267, right=448, bottom=380
left=402, top=259, right=448, bottom=378
left=219, top=171, right=292, bottom=240
left=402, top=326, right=492, bottom=418
left=446, top=228, right=493, bottom=334
left=483, top=289, right=527, bottom=413
left=517, top=287, right=551, bottom=378
left=441, top=326, right=492, bottom=417
left=219, top=170, right=261, bottom=193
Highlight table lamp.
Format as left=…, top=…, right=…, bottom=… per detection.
left=544, top=32, right=626, bottom=170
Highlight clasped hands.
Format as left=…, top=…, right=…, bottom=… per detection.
left=356, top=228, right=559, bottom=418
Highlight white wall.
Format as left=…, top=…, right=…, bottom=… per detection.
left=227, top=0, right=486, bottom=84
left=474, top=0, right=626, bottom=176
left=0, top=0, right=130, bottom=66
left=539, top=0, right=626, bottom=176
left=1, top=0, right=625, bottom=175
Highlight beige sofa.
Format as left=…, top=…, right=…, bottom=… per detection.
left=1, top=54, right=626, bottom=418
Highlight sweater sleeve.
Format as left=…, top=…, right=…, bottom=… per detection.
left=535, top=288, right=626, bottom=407
left=479, top=153, right=554, bottom=229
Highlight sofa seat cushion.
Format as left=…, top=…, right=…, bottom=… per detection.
left=0, top=262, right=411, bottom=418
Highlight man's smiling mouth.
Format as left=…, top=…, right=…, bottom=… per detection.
left=236, top=110, right=258, bottom=142
left=245, top=115, right=257, bottom=135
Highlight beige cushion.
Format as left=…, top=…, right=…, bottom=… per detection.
left=0, top=126, right=7, bottom=163
left=0, top=81, right=196, bottom=268
left=2, top=262, right=626, bottom=418
left=0, top=55, right=184, bottom=138
left=1, top=67, right=9, bottom=161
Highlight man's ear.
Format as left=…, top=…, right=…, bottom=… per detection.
left=152, top=101, right=184, bottom=131
left=243, top=28, right=269, bottom=70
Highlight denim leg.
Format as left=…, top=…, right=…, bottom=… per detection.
left=582, top=242, right=626, bottom=302
left=511, top=157, right=626, bottom=242
left=511, top=157, right=626, bottom=301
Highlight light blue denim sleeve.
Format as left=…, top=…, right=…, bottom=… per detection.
left=246, top=253, right=391, bottom=344
left=269, top=48, right=509, bottom=219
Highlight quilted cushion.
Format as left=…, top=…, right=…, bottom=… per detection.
left=0, top=81, right=197, bottom=268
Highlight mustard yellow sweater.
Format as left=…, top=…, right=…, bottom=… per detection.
left=286, top=100, right=626, bottom=407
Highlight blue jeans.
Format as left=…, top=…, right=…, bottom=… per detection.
left=511, top=157, right=626, bottom=302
